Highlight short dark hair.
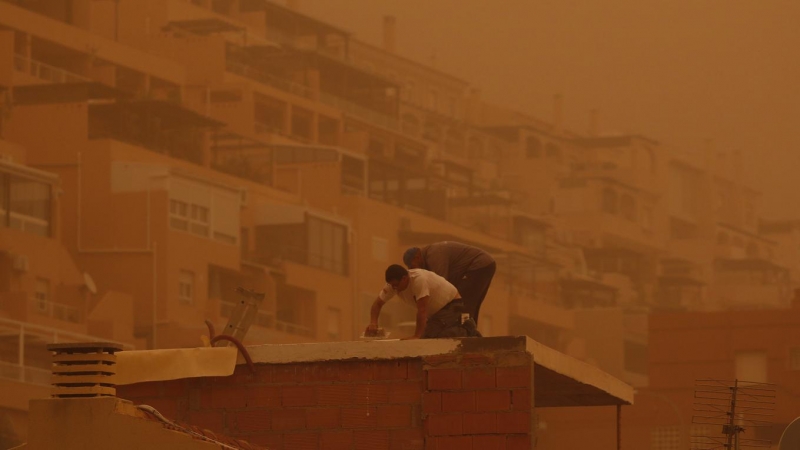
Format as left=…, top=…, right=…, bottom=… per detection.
left=385, top=264, right=408, bottom=283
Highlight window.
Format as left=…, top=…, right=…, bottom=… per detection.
left=327, top=307, right=341, bottom=340
left=545, top=143, right=562, bottom=160
left=178, top=270, right=194, bottom=305
left=525, top=137, right=542, bottom=158
left=1, top=174, right=51, bottom=237
left=620, top=194, right=637, bottom=221
left=307, top=216, right=348, bottom=275
left=372, top=237, right=388, bottom=262
left=34, top=278, right=50, bottom=312
left=735, top=351, right=767, bottom=383
left=169, top=177, right=240, bottom=245
left=651, top=426, right=680, bottom=450
left=602, top=188, right=618, bottom=214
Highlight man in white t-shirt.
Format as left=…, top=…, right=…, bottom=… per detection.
left=365, top=264, right=478, bottom=339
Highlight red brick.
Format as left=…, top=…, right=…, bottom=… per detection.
left=422, top=354, right=459, bottom=367
left=475, top=390, right=510, bottom=411
left=250, top=386, right=281, bottom=408
left=473, top=435, right=506, bottom=450
left=460, top=354, right=495, bottom=366
left=426, top=414, right=463, bottom=436
left=118, top=382, right=160, bottom=399
left=282, top=386, right=316, bottom=407
left=284, top=431, right=319, bottom=450
left=496, top=366, right=532, bottom=388
left=408, top=360, right=424, bottom=380
left=511, top=389, right=532, bottom=411
left=231, top=409, right=271, bottom=433
left=423, top=392, right=442, bottom=414
left=159, top=379, right=187, bottom=397
left=354, top=430, right=390, bottom=450
left=255, top=365, right=274, bottom=384
left=506, top=434, right=532, bottom=450
left=273, top=364, right=302, bottom=383
left=248, top=433, right=282, bottom=448
left=373, top=360, right=409, bottom=380
left=342, top=406, right=377, bottom=428
left=462, top=412, right=497, bottom=434
left=186, top=410, right=224, bottom=433
left=387, top=381, right=424, bottom=404
left=301, top=363, right=340, bottom=382
left=441, top=391, right=475, bottom=412
left=426, top=369, right=462, bottom=390
left=497, top=411, right=531, bottom=434
left=434, top=436, right=472, bottom=450
left=306, top=407, right=341, bottom=429
left=271, top=408, right=306, bottom=430
left=353, top=383, right=389, bottom=404
left=321, top=430, right=353, bottom=450
left=209, top=386, right=250, bottom=409
left=339, top=361, right=374, bottom=382
left=317, top=384, right=353, bottom=405
left=426, top=437, right=438, bottom=450
left=462, top=368, right=496, bottom=389
left=377, top=405, right=412, bottom=428
left=390, top=428, right=424, bottom=450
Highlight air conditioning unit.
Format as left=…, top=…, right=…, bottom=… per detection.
left=13, top=254, right=29, bottom=272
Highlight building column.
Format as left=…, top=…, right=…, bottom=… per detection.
left=18, top=324, right=25, bottom=382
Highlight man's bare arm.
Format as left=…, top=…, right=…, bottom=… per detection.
left=403, top=296, right=429, bottom=340
left=365, top=297, right=386, bottom=335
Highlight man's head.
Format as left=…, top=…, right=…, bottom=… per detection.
left=403, top=247, right=423, bottom=269
left=385, top=264, right=410, bottom=292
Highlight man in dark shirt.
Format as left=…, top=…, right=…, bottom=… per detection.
left=403, top=241, right=496, bottom=327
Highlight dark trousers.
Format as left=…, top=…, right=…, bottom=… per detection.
left=423, top=300, right=468, bottom=339
left=453, top=262, right=496, bottom=327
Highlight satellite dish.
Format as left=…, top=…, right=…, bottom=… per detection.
left=83, top=272, right=97, bottom=295
left=779, top=416, right=800, bottom=449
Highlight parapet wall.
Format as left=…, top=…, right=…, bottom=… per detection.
left=116, top=336, right=632, bottom=450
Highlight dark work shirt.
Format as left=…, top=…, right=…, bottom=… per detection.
left=421, top=241, right=494, bottom=284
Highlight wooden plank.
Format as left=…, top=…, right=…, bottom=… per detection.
left=51, top=374, right=116, bottom=385
left=51, top=386, right=116, bottom=397
left=52, top=353, right=116, bottom=364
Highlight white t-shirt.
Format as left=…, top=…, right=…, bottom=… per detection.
left=378, top=268, right=459, bottom=318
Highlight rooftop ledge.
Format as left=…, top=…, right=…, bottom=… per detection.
left=116, top=336, right=633, bottom=408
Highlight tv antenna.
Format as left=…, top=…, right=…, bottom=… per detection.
left=691, top=379, right=776, bottom=449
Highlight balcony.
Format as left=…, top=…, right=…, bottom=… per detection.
left=12, top=54, right=90, bottom=85
left=226, top=59, right=313, bottom=99
left=219, top=300, right=313, bottom=338
left=0, top=360, right=50, bottom=386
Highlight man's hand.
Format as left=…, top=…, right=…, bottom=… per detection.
left=364, top=322, right=379, bottom=337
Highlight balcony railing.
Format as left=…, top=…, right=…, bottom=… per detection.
left=318, top=92, right=400, bottom=132
left=0, top=360, right=50, bottom=386
left=32, top=298, right=82, bottom=324
left=226, top=60, right=313, bottom=99
left=220, top=300, right=312, bottom=337
left=13, top=54, right=90, bottom=84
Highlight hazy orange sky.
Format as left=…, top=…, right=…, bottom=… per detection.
left=302, top=0, right=800, bottom=218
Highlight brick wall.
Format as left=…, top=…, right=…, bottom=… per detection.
left=117, top=347, right=535, bottom=449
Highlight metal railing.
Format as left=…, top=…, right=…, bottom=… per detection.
left=33, top=299, right=82, bottom=324
left=0, top=360, right=50, bottom=386
left=226, top=60, right=313, bottom=99
left=219, top=301, right=312, bottom=336
left=13, top=54, right=90, bottom=84
left=318, top=92, right=400, bottom=131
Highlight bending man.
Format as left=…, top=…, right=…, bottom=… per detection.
left=365, top=265, right=479, bottom=339
left=403, top=241, right=495, bottom=326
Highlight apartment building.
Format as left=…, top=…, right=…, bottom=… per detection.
left=0, top=0, right=793, bottom=445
